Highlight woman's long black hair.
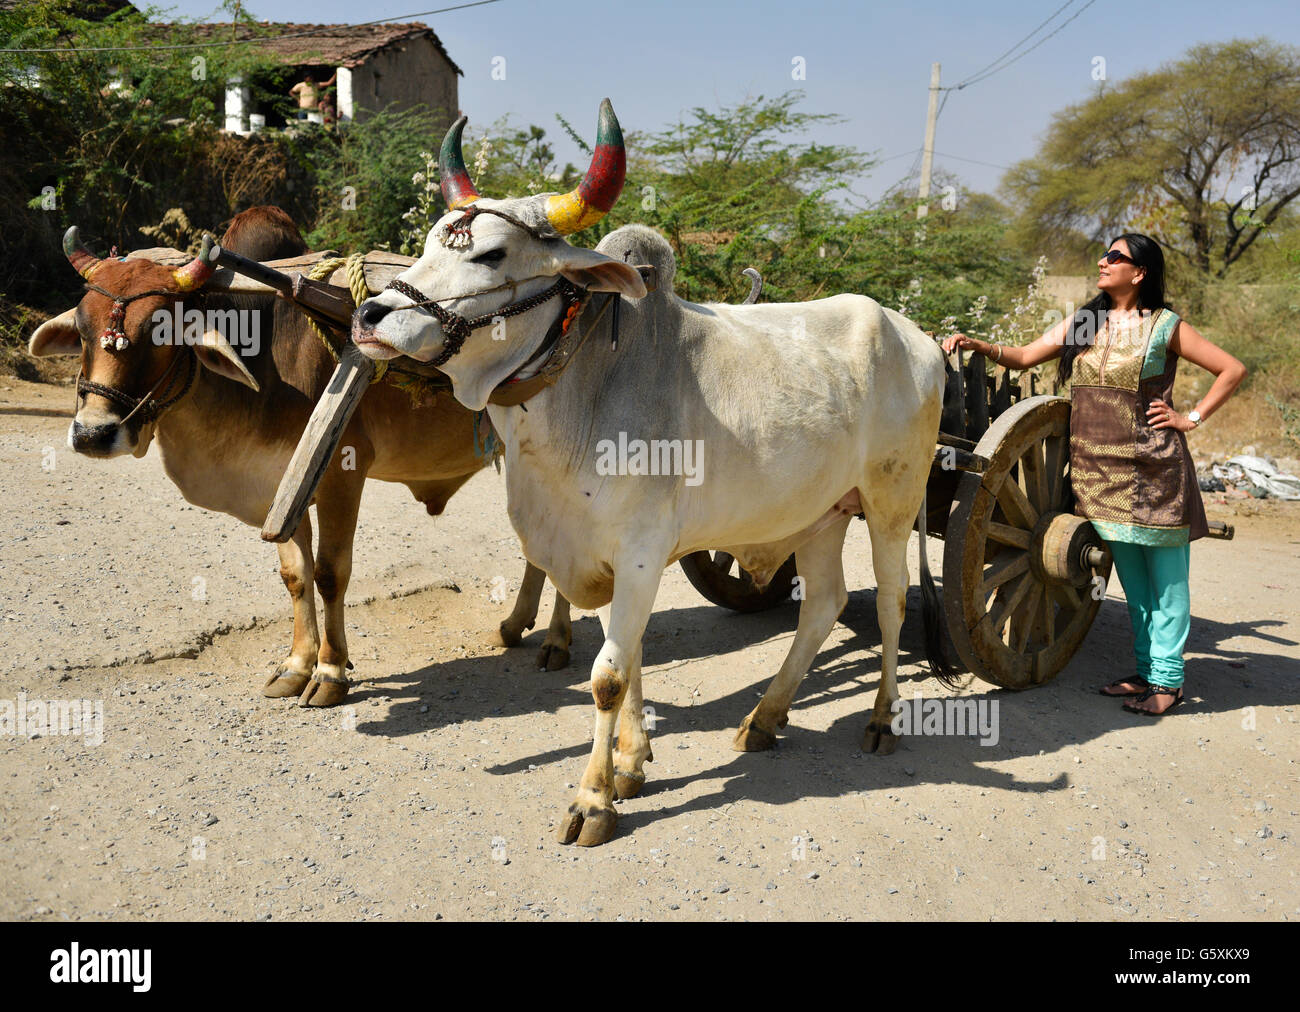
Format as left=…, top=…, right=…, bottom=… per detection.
left=1057, top=232, right=1170, bottom=387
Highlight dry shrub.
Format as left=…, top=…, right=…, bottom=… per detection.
left=1180, top=280, right=1300, bottom=459
left=0, top=296, right=60, bottom=381
left=139, top=208, right=204, bottom=256
left=207, top=133, right=291, bottom=213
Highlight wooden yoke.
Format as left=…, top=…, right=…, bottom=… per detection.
left=185, top=243, right=658, bottom=544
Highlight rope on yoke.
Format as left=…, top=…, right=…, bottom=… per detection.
left=304, top=254, right=388, bottom=382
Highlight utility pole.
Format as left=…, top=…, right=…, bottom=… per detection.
left=917, top=62, right=940, bottom=219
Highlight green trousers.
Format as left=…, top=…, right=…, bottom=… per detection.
left=1103, top=539, right=1191, bottom=689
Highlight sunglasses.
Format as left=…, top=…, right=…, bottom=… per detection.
left=1101, top=249, right=1137, bottom=266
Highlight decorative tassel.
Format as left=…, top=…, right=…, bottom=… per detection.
left=437, top=208, right=479, bottom=249
left=98, top=299, right=129, bottom=350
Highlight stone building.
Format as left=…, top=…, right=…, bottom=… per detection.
left=151, top=21, right=462, bottom=132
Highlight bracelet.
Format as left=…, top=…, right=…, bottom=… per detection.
left=992, top=343, right=1003, bottom=363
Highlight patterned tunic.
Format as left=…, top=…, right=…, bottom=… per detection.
left=1069, top=307, right=1208, bottom=546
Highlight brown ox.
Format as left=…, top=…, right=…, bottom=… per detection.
left=28, top=210, right=572, bottom=706
left=219, top=205, right=310, bottom=262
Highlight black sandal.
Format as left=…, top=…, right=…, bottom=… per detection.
left=1099, top=676, right=1149, bottom=697
left=1122, top=685, right=1184, bottom=716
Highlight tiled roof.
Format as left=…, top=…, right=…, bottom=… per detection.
left=148, top=21, right=463, bottom=73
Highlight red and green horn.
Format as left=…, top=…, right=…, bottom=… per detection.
left=63, top=226, right=104, bottom=280
left=544, top=98, right=627, bottom=235
left=172, top=233, right=215, bottom=292
left=439, top=115, right=482, bottom=211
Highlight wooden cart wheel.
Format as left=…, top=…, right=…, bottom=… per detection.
left=678, top=551, right=798, bottom=613
left=943, top=395, right=1113, bottom=689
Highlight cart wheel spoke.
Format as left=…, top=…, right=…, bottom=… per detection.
left=943, top=396, right=1108, bottom=690
left=1049, top=580, right=1083, bottom=612
left=1020, top=439, right=1047, bottom=512
left=1043, top=434, right=1068, bottom=509
left=994, top=470, right=1038, bottom=529
left=713, top=552, right=735, bottom=575
left=981, top=549, right=1028, bottom=598
left=1012, top=583, right=1042, bottom=655
left=987, top=521, right=1031, bottom=549
left=991, top=572, right=1032, bottom=637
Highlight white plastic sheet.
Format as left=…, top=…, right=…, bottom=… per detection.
left=1210, top=455, right=1300, bottom=500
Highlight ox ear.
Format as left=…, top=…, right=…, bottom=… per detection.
left=195, top=327, right=260, bottom=391
left=28, top=310, right=82, bottom=357
left=551, top=246, right=647, bottom=300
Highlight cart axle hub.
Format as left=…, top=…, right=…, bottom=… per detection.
left=1031, top=511, right=1111, bottom=588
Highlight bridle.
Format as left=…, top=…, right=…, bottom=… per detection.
left=381, top=205, right=588, bottom=370
left=385, top=275, right=586, bottom=369
left=74, top=283, right=200, bottom=426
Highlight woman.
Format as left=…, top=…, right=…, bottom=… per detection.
left=943, top=234, right=1246, bottom=715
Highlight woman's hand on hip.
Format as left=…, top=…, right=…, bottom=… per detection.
left=1147, top=397, right=1194, bottom=432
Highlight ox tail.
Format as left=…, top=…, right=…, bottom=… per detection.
left=916, top=490, right=960, bottom=688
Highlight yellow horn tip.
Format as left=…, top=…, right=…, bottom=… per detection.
left=545, top=192, right=604, bottom=235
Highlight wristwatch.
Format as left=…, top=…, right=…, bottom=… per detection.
left=1187, top=409, right=1202, bottom=428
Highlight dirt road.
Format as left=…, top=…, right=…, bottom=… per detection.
left=1, top=377, right=1296, bottom=921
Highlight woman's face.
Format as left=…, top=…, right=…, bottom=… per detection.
left=1097, top=239, right=1145, bottom=298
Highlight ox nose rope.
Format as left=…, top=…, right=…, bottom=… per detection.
left=371, top=204, right=641, bottom=407
left=75, top=346, right=196, bottom=427
left=384, top=275, right=584, bottom=369
left=380, top=203, right=587, bottom=370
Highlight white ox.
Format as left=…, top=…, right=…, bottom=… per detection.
left=354, top=100, right=954, bottom=846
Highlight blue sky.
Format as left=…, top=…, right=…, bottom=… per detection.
left=157, top=0, right=1300, bottom=202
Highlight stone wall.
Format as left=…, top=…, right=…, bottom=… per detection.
left=348, top=36, right=458, bottom=130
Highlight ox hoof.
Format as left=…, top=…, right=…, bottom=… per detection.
left=614, top=771, right=646, bottom=800
left=536, top=642, right=570, bottom=672
left=497, top=618, right=534, bottom=649
left=732, top=715, right=778, bottom=752
left=861, top=722, right=900, bottom=755
left=263, top=666, right=311, bottom=699
left=298, top=673, right=350, bottom=708
left=557, top=802, right=618, bottom=847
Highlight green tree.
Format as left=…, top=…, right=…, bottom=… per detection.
left=0, top=0, right=283, bottom=300
left=388, top=92, right=1035, bottom=332
left=1005, top=38, right=1300, bottom=280
left=304, top=104, right=442, bottom=253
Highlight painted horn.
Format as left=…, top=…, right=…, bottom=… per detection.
left=439, top=115, right=481, bottom=211
left=172, top=233, right=216, bottom=292
left=63, top=226, right=104, bottom=280
left=545, top=98, right=627, bottom=236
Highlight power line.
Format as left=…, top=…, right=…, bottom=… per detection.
left=931, top=150, right=1015, bottom=171
left=947, top=0, right=1077, bottom=90
left=952, top=0, right=1100, bottom=90
left=875, top=149, right=922, bottom=166
left=0, top=0, right=500, bottom=54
